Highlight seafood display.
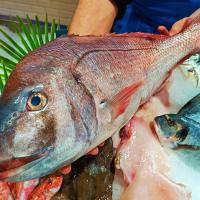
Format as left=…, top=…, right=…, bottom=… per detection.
left=1, top=9, right=200, bottom=200
left=155, top=93, right=200, bottom=152
left=1, top=13, right=200, bottom=183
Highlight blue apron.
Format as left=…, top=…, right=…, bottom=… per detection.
left=114, top=0, right=200, bottom=33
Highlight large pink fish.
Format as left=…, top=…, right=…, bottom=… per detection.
left=0, top=13, right=200, bottom=182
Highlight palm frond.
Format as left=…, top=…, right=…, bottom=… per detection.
left=0, top=76, right=3, bottom=93
left=35, top=16, right=44, bottom=46
left=0, top=43, right=21, bottom=61
left=57, top=18, right=61, bottom=31
left=3, top=63, right=9, bottom=81
left=45, top=14, right=49, bottom=43
left=26, top=15, right=40, bottom=48
left=50, top=19, right=56, bottom=41
left=0, top=14, right=60, bottom=94
left=17, top=16, right=37, bottom=50
left=0, top=56, right=16, bottom=69
left=0, top=60, right=10, bottom=93
left=0, top=28, right=27, bottom=56
left=16, top=29, right=32, bottom=52
left=0, top=38, right=24, bottom=58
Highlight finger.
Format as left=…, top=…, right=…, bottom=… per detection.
left=157, top=25, right=170, bottom=36
left=29, top=176, right=63, bottom=200
left=169, top=17, right=189, bottom=36
left=0, top=182, right=14, bottom=200
left=88, top=147, right=99, bottom=156
left=98, top=141, right=105, bottom=147
left=14, top=180, right=39, bottom=200
left=59, top=165, right=71, bottom=174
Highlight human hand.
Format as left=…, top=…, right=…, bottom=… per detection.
left=87, top=142, right=105, bottom=156
left=158, top=8, right=200, bottom=36
left=59, top=142, right=105, bottom=174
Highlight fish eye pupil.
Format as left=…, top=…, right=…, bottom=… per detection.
left=27, top=92, right=47, bottom=111
left=31, top=96, right=41, bottom=106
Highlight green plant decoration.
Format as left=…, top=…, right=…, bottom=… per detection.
left=0, top=14, right=60, bottom=93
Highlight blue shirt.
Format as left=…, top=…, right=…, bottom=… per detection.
left=114, top=0, right=200, bottom=33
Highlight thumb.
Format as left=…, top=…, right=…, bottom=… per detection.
left=157, top=25, right=170, bottom=36
left=168, top=17, right=190, bottom=36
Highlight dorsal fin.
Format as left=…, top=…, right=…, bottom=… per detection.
left=108, top=32, right=168, bottom=40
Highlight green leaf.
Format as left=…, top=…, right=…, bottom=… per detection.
left=50, top=19, right=55, bottom=41
left=0, top=76, right=3, bottom=93
left=3, top=63, right=8, bottom=81
left=0, top=64, right=14, bottom=71
left=3, top=67, right=12, bottom=73
left=16, top=29, right=32, bottom=52
left=0, top=43, right=21, bottom=61
left=45, top=14, right=49, bottom=43
left=0, top=60, right=4, bottom=93
left=17, top=16, right=36, bottom=50
left=26, top=15, right=40, bottom=48
left=56, top=18, right=61, bottom=31
left=0, top=14, right=60, bottom=94
left=35, top=16, right=44, bottom=46
left=0, top=38, right=24, bottom=59
left=0, top=56, right=16, bottom=67
left=0, top=28, right=27, bottom=56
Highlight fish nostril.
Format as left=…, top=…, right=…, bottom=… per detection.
left=12, top=112, right=18, bottom=118
left=11, top=112, right=20, bottom=120
left=4, top=112, right=19, bottom=128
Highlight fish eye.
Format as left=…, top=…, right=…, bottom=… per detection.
left=27, top=92, right=48, bottom=111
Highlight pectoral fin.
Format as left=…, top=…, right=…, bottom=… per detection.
left=109, top=81, right=143, bottom=119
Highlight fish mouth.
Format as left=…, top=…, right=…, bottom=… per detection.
left=0, top=149, right=51, bottom=181
left=153, top=118, right=169, bottom=145
left=153, top=119, right=162, bottom=141
left=153, top=118, right=179, bottom=148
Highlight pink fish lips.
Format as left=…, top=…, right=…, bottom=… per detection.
left=0, top=150, right=50, bottom=181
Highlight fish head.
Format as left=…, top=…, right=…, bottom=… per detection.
left=0, top=54, right=97, bottom=181
left=154, top=113, right=200, bottom=170
left=154, top=114, right=189, bottom=149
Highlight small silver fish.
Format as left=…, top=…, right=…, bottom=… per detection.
left=154, top=93, right=200, bottom=168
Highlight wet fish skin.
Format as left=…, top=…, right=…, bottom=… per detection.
left=154, top=93, right=200, bottom=149
left=1, top=16, right=200, bottom=182
left=154, top=114, right=200, bottom=149
left=154, top=93, right=200, bottom=169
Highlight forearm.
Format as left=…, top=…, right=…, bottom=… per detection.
left=68, top=0, right=118, bottom=36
